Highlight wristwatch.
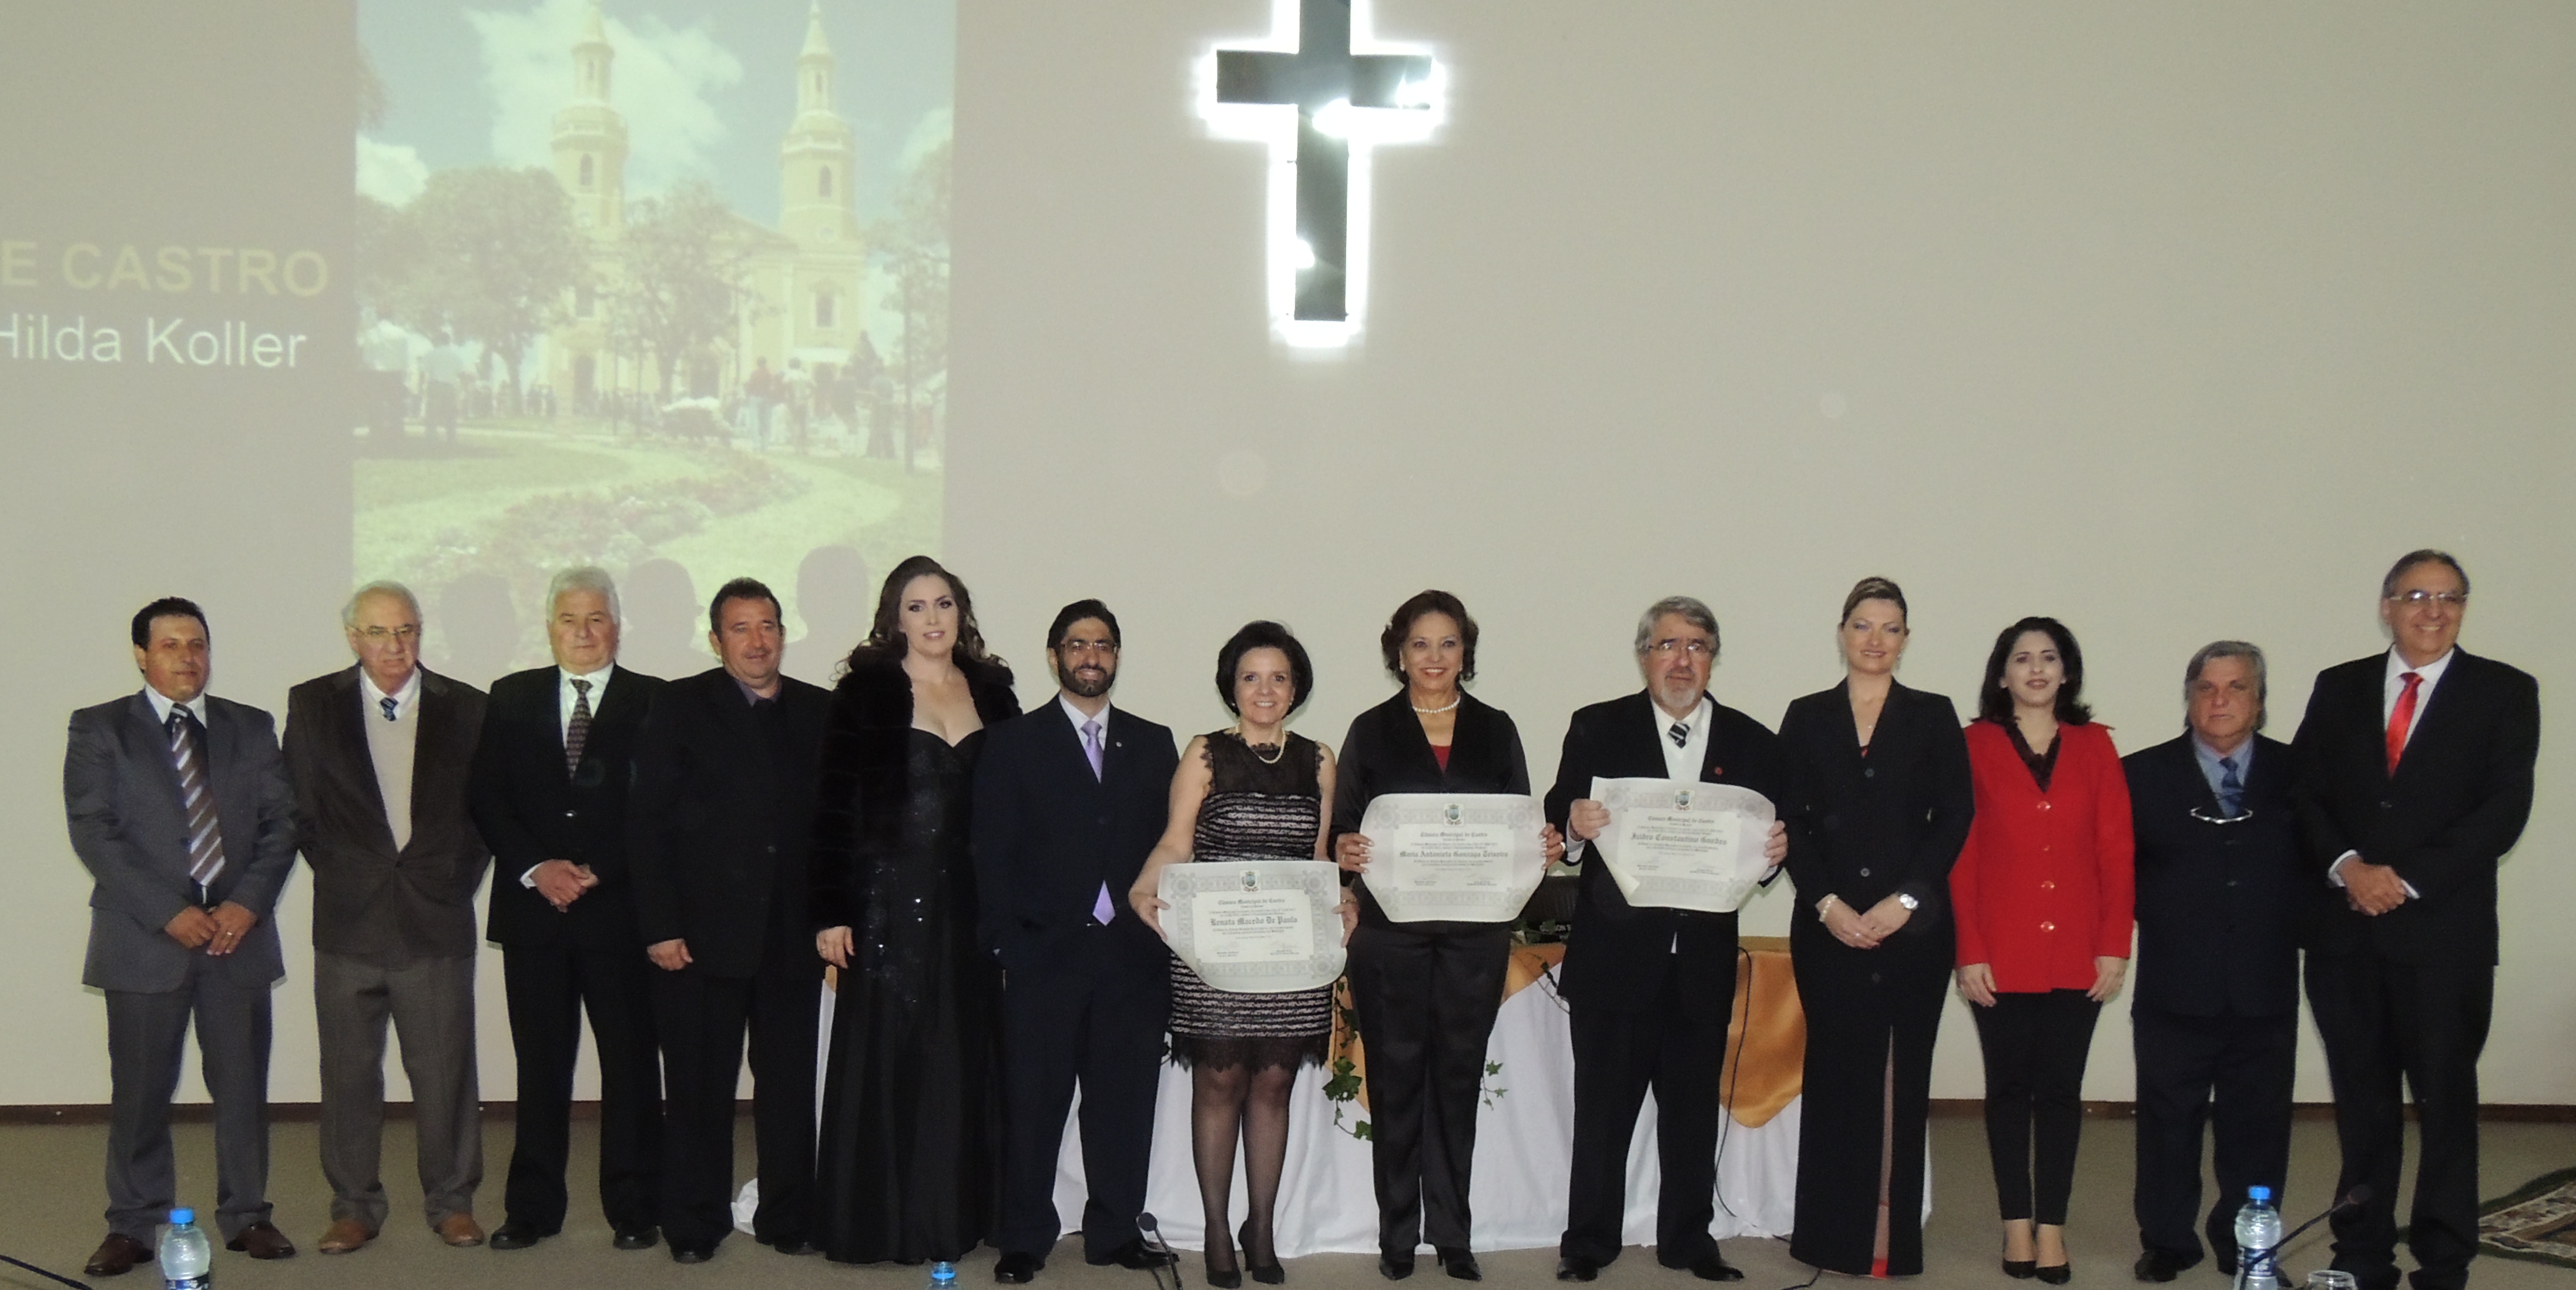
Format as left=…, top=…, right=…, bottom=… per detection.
left=1896, top=892, right=1921, bottom=911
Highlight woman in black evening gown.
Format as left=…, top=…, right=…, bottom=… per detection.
left=810, top=555, right=1022, bottom=1264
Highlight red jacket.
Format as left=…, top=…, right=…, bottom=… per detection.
left=1950, top=719, right=2135, bottom=992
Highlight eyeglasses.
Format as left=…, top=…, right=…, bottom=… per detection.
left=1646, top=638, right=1714, bottom=658
left=2386, top=590, right=2467, bottom=608
left=1056, top=639, right=1119, bottom=656
left=357, top=625, right=420, bottom=643
left=2189, top=805, right=2256, bottom=826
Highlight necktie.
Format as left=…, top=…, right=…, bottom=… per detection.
left=565, top=678, right=594, bottom=778
left=2217, top=756, right=2243, bottom=817
left=379, top=695, right=399, bottom=722
left=1668, top=721, right=1689, bottom=750
left=1084, top=719, right=1116, bottom=923
left=165, top=709, right=227, bottom=889
left=2385, top=671, right=2422, bottom=775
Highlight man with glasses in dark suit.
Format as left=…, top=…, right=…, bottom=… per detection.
left=2124, top=642, right=2302, bottom=1282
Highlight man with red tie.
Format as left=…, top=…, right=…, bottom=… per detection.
left=2291, top=551, right=2540, bottom=1290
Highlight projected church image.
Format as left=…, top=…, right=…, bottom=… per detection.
left=353, top=0, right=950, bottom=679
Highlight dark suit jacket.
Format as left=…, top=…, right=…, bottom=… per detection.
left=1545, top=689, right=1786, bottom=1019
left=1778, top=680, right=1974, bottom=938
left=626, top=667, right=830, bottom=979
left=471, top=664, right=666, bottom=951
left=283, top=665, right=490, bottom=962
left=65, top=691, right=299, bottom=993
left=2290, top=648, right=2540, bottom=966
left=811, top=656, right=1022, bottom=933
left=971, top=699, right=1179, bottom=975
left=1331, top=690, right=1535, bottom=934
left=2124, top=732, right=2303, bottom=1017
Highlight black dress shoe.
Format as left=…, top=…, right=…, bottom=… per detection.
left=85, top=1233, right=153, bottom=1277
left=2132, top=1249, right=2197, bottom=1282
left=769, top=1237, right=817, bottom=1256
left=2005, top=1259, right=2040, bottom=1279
left=488, top=1221, right=554, bottom=1251
left=1437, top=1248, right=1481, bottom=1281
left=1379, top=1254, right=1416, bottom=1280
left=2035, top=1264, right=2072, bottom=1285
left=1088, top=1239, right=1176, bottom=1269
left=1240, top=1221, right=1283, bottom=1285
left=1557, top=1256, right=1602, bottom=1282
left=226, top=1221, right=298, bottom=1259
left=1682, top=1253, right=1743, bottom=1282
left=613, top=1224, right=661, bottom=1251
left=670, top=1239, right=717, bottom=1265
left=995, top=1251, right=1044, bottom=1283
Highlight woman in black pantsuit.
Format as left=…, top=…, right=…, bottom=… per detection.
left=1331, top=591, right=1562, bottom=1282
left=1780, top=578, right=1975, bottom=1278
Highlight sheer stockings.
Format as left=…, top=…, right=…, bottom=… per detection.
left=1189, top=1062, right=1299, bottom=1275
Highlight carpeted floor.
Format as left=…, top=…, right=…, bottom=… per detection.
left=2, top=1117, right=2570, bottom=1290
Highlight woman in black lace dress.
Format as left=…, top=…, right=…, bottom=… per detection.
left=1133, top=622, right=1353, bottom=1288
left=810, top=555, right=1021, bottom=1264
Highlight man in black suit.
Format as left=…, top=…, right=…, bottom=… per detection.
left=973, top=600, right=1182, bottom=1284
left=67, top=598, right=300, bottom=1275
left=2293, top=550, right=2540, bottom=1290
left=470, top=566, right=668, bottom=1252
left=2124, top=642, right=2303, bottom=1283
left=628, top=578, right=829, bottom=1264
left=1546, top=597, right=1787, bottom=1284
left=283, top=582, right=491, bottom=1255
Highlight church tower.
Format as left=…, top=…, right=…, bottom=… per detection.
left=551, top=0, right=627, bottom=234
left=779, top=2, right=860, bottom=247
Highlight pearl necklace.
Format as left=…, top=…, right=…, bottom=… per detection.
left=1409, top=693, right=1462, bottom=715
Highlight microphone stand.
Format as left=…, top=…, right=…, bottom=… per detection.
left=2235, top=1190, right=2367, bottom=1290
left=1138, top=1212, right=1185, bottom=1290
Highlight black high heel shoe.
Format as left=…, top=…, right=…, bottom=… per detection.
left=2033, top=1265, right=2071, bottom=1285
left=1240, top=1221, right=1284, bottom=1285
left=1204, top=1232, right=1243, bottom=1290
left=2003, top=1259, right=2038, bottom=1279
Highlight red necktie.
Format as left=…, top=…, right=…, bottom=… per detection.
left=2384, top=671, right=2422, bottom=775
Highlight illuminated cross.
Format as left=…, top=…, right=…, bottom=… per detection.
left=1216, top=0, right=1434, bottom=324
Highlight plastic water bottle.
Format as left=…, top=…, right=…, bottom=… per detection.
left=927, top=1259, right=957, bottom=1290
left=159, top=1208, right=212, bottom=1290
left=2233, top=1186, right=2282, bottom=1290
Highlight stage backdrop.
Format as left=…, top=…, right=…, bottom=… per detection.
left=0, top=0, right=2568, bottom=1113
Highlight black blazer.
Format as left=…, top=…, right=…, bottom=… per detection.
left=971, top=699, right=1179, bottom=974
left=470, top=664, right=666, bottom=950
left=283, top=665, right=490, bottom=961
left=1778, top=679, right=1974, bottom=937
left=626, top=667, right=830, bottom=979
left=1331, top=690, right=1535, bottom=935
left=2290, top=648, right=2540, bottom=966
left=810, top=656, right=1022, bottom=933
left=2124, top=732, right=2303, bottom=1018
left=1544, top=689, right=1786, bottom=1018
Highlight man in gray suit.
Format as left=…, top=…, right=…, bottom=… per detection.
left=283, top=582, right=491, bottom=1254
left=66, top=598, right=300, bottom=1276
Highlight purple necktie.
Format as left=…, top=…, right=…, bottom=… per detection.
left=1085, top=719, right=1115, bottom=923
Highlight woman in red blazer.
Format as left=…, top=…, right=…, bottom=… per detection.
left=1951, top=616, right=2135, bottom=1285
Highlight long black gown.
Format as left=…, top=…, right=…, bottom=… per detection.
left=811, top=722, right=1005, bottom=1262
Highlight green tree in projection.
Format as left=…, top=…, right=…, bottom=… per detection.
left=871, top=136, right=951, bottom=472
left=616, top=180, right=758, bottom=409
left=400, top=166, right=588, bottom=406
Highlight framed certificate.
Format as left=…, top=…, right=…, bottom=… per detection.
left=1356, top=793, right=1548, bottom=923
left=1587, top=778, right=1776, bottom=913
left=1159, top=858, right=1347, bottom=993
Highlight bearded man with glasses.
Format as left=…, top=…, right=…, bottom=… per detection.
left=2121, top=641, right=2302, bottom=1282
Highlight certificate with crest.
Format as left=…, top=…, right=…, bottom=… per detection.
left=1159, top=858, right=1347, bottom=993
left=1587, top=778, right=1776, bottom=913
left=1356, top=793, right=1548, bottom=923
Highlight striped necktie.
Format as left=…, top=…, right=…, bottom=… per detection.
left=165, top=709, right=227, bottom=890
left=565, top=678, right=594, bottom=778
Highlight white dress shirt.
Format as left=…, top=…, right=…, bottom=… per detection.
left=142, top=686, right=210, bottom=730
left=1566, top=692, right=1712, bottom=870
left=360, top=665, right=423, bottom=718
left=522, top=664, right=618, bottom=888
left=2329, top=646, right=2451, bottom=895
left=1061, top=693, right=1119, bottom=923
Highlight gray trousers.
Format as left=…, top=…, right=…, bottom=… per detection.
left=103, top=958, right=273, bottom=1242
left=314, top=951, right=481, bottom=1231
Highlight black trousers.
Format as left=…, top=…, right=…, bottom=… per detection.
left=102, top=960, right=273, bottom=1242
left=1970, top=989, right=2102, bottom=1225
left=996, top=940, right=1169, bottom=1259
left=1560, top=955, right=1733, bottom=1267
left=2131, top=1006, right=2295, bottom=1265
left=1347, top=922, right=1511, bottom=1256
left=2305, top=949, right=2494, bottom=1290
left=500, top=942, right=662, bottom=1231
left=650, top=936, right=823, bottom=1246
left=1787, top=923, right=1949, bottom=1276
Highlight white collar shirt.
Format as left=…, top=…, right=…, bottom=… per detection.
left=1059, top=692, right=1113, bottom=740
left=1656, top=693, right=1713, bottom=782
left=360, top=666, right=423, bottom=722
left=558, top=664, right=616, bottom=738
left=2382, top=647, right=2456, bottom=748
left=143, top=687, right=210, bottom=731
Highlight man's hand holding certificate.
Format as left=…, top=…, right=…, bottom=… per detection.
left=1354, top=793, right=1549, bottom=923
left=1586, top=777, right=1777, bottom=913
left=1158, top=858, right=1347, bottom=993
